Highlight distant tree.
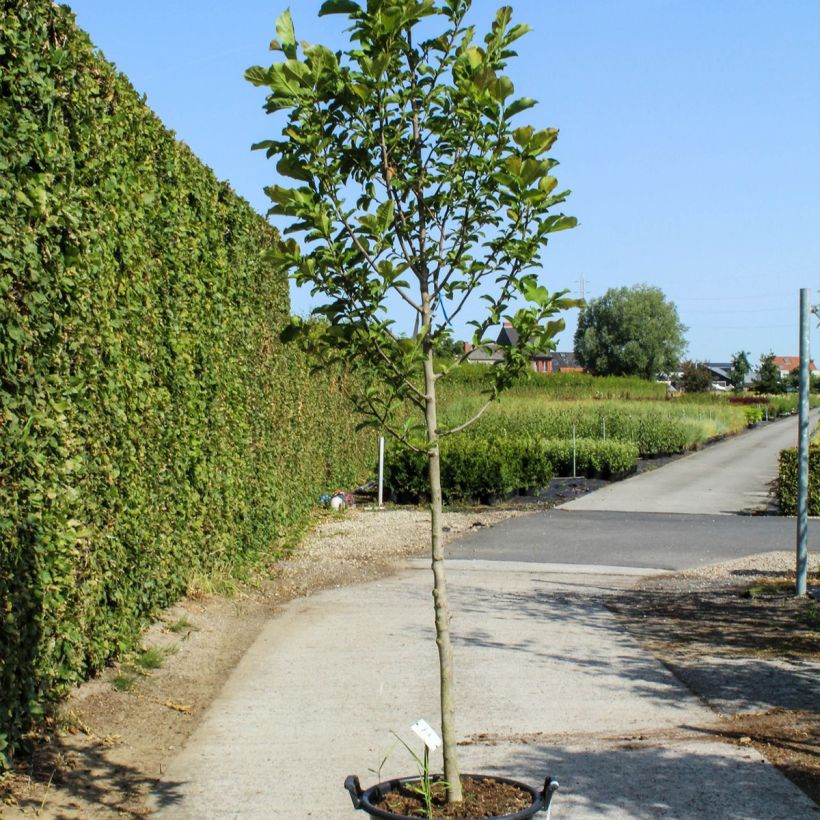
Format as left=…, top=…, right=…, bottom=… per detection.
left=754, top=352, right=784, bottom=394
left=574, top=284, right=687, bottom=379
left=728, top=350, right=751, bottom=392
left=435, top=336, right=466, bottom=359
left=680, top=360, right=712, bottom=393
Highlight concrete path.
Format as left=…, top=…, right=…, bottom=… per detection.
left=561, top=413, right=814, bottom=515
left=150, top=560, right=816, bottom=818
left=149, top=416, right=818, bottom=818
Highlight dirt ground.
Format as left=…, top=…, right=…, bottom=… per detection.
left=608, top=552, right=820, bottom=807
left=2, top=503, right=818, bottom=817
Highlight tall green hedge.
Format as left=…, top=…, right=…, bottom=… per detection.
left=0, top=1, right=369, bottom=762
left=777, top=448, right=820, bottom=516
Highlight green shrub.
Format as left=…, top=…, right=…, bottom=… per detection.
left=384, top=436, right=637, bottom=503
left=536, top=438, right=638, bottom=478
left=777, top=448, right=820, bottom=515
left=384, top=438, right=528, bottom=503
left=0, top=1, right=370, bottom=761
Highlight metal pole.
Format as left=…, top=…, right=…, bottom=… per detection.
left=378, top=435, right=385, bottom=509
left=796, top=289, right=810, bottom=596
left=572, top=425, right=576, bottom=479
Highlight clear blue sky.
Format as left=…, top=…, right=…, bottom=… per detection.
left=66, top=0, right=820, bottom=364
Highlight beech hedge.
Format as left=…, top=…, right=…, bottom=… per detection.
left=384, top=437, right=637, bottom=503
left=777, top=448, right=820, bottom=516
left=0, top=1, right=369, bottom=762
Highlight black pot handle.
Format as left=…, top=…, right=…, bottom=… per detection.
left=344, top=774, right=364, bottom=810
left=542, top=776, right=559, bottom=810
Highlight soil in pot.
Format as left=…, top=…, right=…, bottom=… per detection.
left=376, top=777, right=532, bottom=818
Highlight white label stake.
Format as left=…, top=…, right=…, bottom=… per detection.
left=411, top=719, right=442, bottom=751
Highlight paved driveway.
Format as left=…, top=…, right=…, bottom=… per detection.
left=561, top=412, right=815, bottom=515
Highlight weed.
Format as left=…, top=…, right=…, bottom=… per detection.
left=112, top=673, right=138, bottom=692
left=186, top=565, right=241, bottom=600
left=135, top=647, right=167, bottom=671
left=166, top=616, right=197, bottom=634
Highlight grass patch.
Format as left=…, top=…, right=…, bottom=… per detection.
left=133, top=644, right=177, bottom=672
left=799, top=605, right=820, bottom=627
left=112, top=673, right=139, bottom=692
left=166, top=615, right=197, bottom=634
left=744, top=573, right=820, bottom=600
left=186, top=567, right=243, bottom=600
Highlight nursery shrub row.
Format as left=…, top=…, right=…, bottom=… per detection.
left=440, top=368, right=669, bottom=401
left=384, top=437, right=638, bottom=503
left=0, top=2, right=370, bottom=762
left=444, top=401, right=747, bottom=457
left=777, top=448, right=820, bottom=516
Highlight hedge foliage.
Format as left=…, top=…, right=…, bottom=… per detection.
left=385, top=437, right=637, bottom=503
left=0, top=1, right=370, bottom=762
left=777, top=448, right=820, bottom=516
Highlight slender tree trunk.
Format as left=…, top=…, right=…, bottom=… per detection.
left=423, top=347, right=463, bottom=803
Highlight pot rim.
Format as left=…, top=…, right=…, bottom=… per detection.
left=344, top=772, right=558, bottom=820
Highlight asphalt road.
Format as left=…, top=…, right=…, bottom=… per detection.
left=561, top=411, right=815, bottom=515
left=446, top=412, right=817, bottom=569
left=445, top=509, right=816, bottom=570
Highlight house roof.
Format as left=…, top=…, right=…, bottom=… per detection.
left=496, top=323, right=519, bottom=346
left=552, top=351, right=581, bottom=370
left=773, top=355, right=817, bottom=372
left=465, top=344, right=504, bottom=363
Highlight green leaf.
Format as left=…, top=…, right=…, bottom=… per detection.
left=244, top=65, right=271, bottom=87
left=505, top=23, right=533, bottom=45
left=528, top=128, right=559, bottom=155
left=265, top=60, right=311, bottom=99
left=275, top=9, right=297, bottom=59
left=505, top=97, right=536, bottom=120
left=276, top=156, right=313, bottom=183
left=512, top=126, right=533, bottom=147
left=319, top=0, right=361, bottom=15
left=465, top=46, right=484, bottom=69
left=490, top=75, right=514, bottom=102
left=376, top=199, right=394, bottom=232
left=542, top=215, right=578, bottom=233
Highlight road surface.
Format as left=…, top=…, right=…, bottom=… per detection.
left=560, top=412, right=815, bottom=514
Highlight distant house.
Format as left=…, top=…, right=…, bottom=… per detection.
left=464, top=322, right=582, bottom=374
left=667, top=362, right=757, bottom=392
left=773, top=355, right=819, bottom=378
left=703, top=362, right=744, bottom=390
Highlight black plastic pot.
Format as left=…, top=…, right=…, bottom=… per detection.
left=344, top=773, right=558, bottom=819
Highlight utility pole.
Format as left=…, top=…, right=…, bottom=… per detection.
left=796, top=289, right=810, bottom=596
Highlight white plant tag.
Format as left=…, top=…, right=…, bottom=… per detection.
left=411, top=719, right=442, bottom=751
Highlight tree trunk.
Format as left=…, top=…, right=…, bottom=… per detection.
left=423, top=351, right=463, bottom=803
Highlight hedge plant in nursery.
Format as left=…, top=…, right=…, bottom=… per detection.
left=248, top=0, right=578, bottom=803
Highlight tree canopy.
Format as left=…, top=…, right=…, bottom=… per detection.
left=573, top=284, right=687, bottom=379
left=729, top=350, right=751, bottom=392
left=754, top=352, right=784, bottom=394
left=680, top=361, right=712, bottom=393
left=247, top=0, right=577, bottom=801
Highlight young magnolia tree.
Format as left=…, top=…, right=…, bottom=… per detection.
left=248, top=0, right=577, bottom=802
